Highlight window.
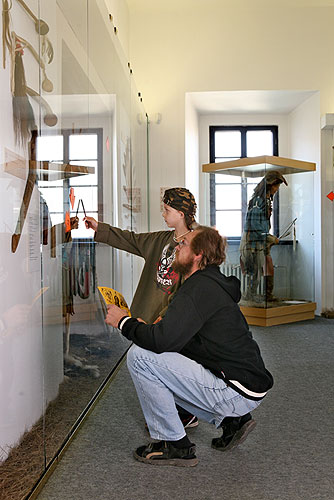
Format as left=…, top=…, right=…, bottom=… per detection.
left=37, top=128, right=103, bottom=238
left=209, top=125, right=278, bottom=239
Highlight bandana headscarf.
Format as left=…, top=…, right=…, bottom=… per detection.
left=163, top=187, right=197, bottom=223
left=264, top=170, right=288, bottom=186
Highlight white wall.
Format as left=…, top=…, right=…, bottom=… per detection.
left=321, top=125, right=334, bottom=312
left=104, top=0, right=130, bottom=58
left=288, top=93, right=321, bottom=307
left=128, top=0, right=334, bottom=311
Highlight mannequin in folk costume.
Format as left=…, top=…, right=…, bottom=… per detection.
left=240, top=171, right=288, bottom=302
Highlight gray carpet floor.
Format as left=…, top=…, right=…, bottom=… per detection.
left=37, top=317, right=334, bottom=500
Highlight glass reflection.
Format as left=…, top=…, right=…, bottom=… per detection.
left=0, top=0, right=148, bottom=497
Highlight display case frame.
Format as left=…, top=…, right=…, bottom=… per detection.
left=203, top=155, right=316, bottom=326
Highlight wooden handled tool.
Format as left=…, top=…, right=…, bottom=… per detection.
left=11, top=131, right=37, bottom=253
left=16, top=0, right=49, bottom=35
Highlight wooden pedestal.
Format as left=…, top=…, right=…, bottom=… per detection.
left=240, top=301, right=316, bottom=327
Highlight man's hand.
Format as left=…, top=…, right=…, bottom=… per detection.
left=84, top=216, right=98, bottom=231
left=105, top=304, right=128, bottom=328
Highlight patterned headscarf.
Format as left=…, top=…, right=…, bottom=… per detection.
left=264, top=170, right=288, bottom=186
left=163, top=187, right=197, bottom=223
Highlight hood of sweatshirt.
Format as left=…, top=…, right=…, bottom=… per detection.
left=193, top=265, right=241, bottom=303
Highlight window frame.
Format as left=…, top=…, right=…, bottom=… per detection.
left=64, top=127, right=104, bottom=225
left=209, top=125, right=279, bottom=240
left=38, top=127, right=103, bottom=239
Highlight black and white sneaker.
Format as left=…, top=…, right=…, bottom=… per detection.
left=211, top=413, right=256, bottom=452
left=134, top=441, right=198, bottom=467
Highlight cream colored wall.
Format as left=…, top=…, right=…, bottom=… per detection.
left=104, top=0, right=130, bottom=59
left=185, top=95, right=200, bottom=205
left=127, top=0, right=334, bottom=311
left=128, top=2, right=334, bottom=112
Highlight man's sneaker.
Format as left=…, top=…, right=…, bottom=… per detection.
left=182, top=414, right=199, bottom=429
left=211, top=413, right=256, bottom=452
left=133, top=440, right=198, bottom=467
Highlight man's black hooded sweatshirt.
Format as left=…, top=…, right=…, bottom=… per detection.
left=120, top=265, right=273, bottom=400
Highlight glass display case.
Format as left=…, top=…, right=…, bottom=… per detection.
left=0, top=1, right=148, bottom=497
left=202, top=155, right=316, bottom=326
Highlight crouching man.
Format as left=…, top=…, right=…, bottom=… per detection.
left=106, top=225, right=273, bottom=467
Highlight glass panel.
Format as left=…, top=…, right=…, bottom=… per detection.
left=0, top=0, right=149, bottom=496
left=36, top=135, right=64, bottom=161
left=216, top=211, right=242, bottom=237
left=69, top=186, right=97, bottom=213
left=70, top=211, right=98, bottom=239
left=214, top=131, right=241, bottom=158
left=39, top=187, right=64, bottom=212
left=49, top=213, right=65, bottom=227
left=69, top=134, right=98, bottom=160
left=214, top=172, right=240, bottom=184
left=215, top=157, right=240, bottom=163
left=246, top=130, right=273, bottom=156
left=216, top=184, right=241, bottom=209
left=69, top=161, right=98, bottom=186
left=247, top=177, right=263, bottom=203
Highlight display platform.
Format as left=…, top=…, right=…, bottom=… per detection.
left=240, top=301, right=316, bottom=327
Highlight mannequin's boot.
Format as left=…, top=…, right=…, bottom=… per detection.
left=264, top=275, right=278, bottom=302
left=242, top=283, right=253, bottom=301
left=242, top=277, right=259, bottom=301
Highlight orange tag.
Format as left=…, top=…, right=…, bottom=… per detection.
left=69, top=187, right=75, bottom=209
left=65, top=211, right=71, bottom=233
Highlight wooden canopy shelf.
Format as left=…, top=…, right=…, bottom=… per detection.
left=34, top=160, right=95, bottom=181
left=202, top=155, right=316, bottom=177
left=4, top=149, right=95, bottom=181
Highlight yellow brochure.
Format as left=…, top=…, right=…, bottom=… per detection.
left=98, top=286, right=131, bottom=316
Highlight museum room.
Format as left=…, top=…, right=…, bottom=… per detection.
left=0, top=0, right=333, bottom=498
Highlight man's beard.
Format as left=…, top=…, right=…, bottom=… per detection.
left=172, top=255, right=194, bottom=276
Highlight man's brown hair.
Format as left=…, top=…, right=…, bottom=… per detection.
left=190, top=226, right=227, bottom=270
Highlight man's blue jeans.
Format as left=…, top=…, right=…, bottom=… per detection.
left=127, top=345, right=261, bottom=441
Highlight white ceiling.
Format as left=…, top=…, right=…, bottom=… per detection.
left=188, top=90, right=318, bottom=115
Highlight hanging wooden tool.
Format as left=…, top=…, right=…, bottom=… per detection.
left=2, top=0, right=12, bottom=69
left=16, top=0, right=49, bottom=35
left=25, top=86, right=57, bottom=126
left=11, top=129, right=37, bottom=252
left=13, top=32, right=54, bottom=92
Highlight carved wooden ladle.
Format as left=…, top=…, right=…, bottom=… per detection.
left=16, top=0, right=49, bottom=35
